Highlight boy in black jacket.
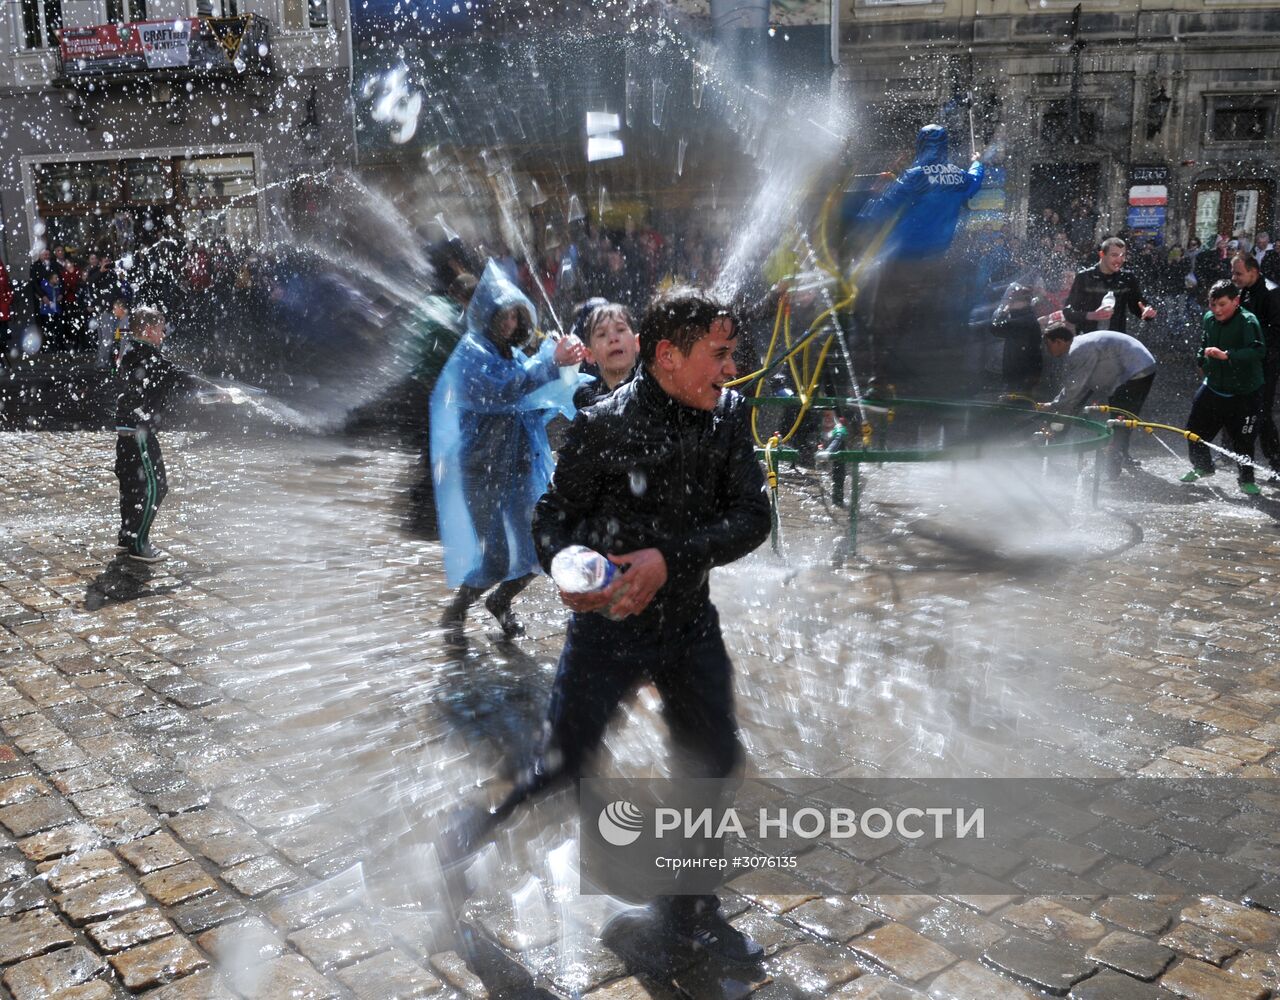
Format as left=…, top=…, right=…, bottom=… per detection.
left=467, top=288, right=771, bottom=963
left=114, top=306, right=225, bottom=561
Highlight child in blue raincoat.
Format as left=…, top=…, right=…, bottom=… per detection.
left=431, top=261, right=586, bottom=635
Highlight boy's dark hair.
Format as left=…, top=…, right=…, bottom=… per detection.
left=639, top=286, right=735, bottom=366
left=132, top=305, right=166, bottom=329
left=111, top=297, right=128, bottom=308
left=1209, top=278, right=1241, bottom=301
left=1043, top=322, right=1075, bottom=343
left=586, top=303, right=634, bottom=341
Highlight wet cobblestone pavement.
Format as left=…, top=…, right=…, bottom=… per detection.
left=5, top=397, right=1280, bottom=998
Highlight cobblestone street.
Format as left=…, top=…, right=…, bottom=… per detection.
left=5, top=415, right=1280, bottom=999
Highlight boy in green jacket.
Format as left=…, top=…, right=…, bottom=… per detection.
left=1182, top=279, right=1266, bottom=494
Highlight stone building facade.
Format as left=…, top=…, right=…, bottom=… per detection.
left=838, top=0, right=1280, bottom=246
left=0, top=0, right=353, bottom=265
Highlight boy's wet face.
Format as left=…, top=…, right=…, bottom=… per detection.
left=137, top=323, right=166, bottom=346
left=660, top=316, right=738, bottom=411
left=1210, top=295, right=1241, bottom=323
left=586, top=315, right=638, bottom=375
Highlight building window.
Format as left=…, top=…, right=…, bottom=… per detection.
left=1210, top=106, right=1268, bottom=142
left=21, top=0, right=62, bottom=49
left=1041, top=104, right=1098, bottom=145
left=102, top=0, right=145, bottom=22
left=308, top=0, right=328, bottom=27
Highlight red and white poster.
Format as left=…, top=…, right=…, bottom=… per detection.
left=59, top=19, right=199, bottom=75
left=1128, top=185, right=1168, bottom=207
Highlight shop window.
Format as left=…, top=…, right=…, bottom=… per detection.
left=1193, top=180, right=1271, bottom=245
left=125, top=160, right=172, bottom=203
left=179, top=155, right=255, bottom=200
left=308, top=0, right=328, bottom=27
left=32, top=154, right=259, bottom=253
left=35, top=162, right=120, bottom=205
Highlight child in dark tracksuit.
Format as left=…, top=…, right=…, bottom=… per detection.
left=1182, top=280, right=1266, bottom=495
left=114, top=306, right=221, bottom=561
left=469, top=289, right=771, bottom=964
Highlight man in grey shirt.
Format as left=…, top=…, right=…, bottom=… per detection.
left=1041, top=321, right=1157, bottom=478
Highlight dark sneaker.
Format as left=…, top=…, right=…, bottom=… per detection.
left=127, top=544, right=168, bottom=563
left=676, top=908, right=764, bottom=964
left=116, top=536, right=130, bottom=549
left=1180, top=468, right=1215, bottom=483
left=1240, top=481, right=1262, bottom=496
left=485, top=593, right=525, bottom=637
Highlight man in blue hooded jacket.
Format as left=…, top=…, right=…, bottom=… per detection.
left=858, top=124, right=985, bottom=383
left=431, top=261, right=585, bottom=635
left=862, top=124, right=984, bottom=261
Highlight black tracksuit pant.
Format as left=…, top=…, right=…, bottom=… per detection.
left=491, top=601, right=741, bottom=913
left=1259, top=352, right=1280, bottom=468
left=115, top=429, right=168, bottom=550
left=1186, top=385, right=1263, bottom=483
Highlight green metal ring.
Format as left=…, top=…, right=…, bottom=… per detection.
left=750, top=395, right=1112, bottom=463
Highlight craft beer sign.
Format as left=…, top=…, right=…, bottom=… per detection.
left=137, top=21, right=192, bottom=69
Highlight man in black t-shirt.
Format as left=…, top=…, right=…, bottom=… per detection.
left=1064, top=237, right=1158, bottom=335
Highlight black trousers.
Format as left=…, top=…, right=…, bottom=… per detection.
left=1108, top=372, right=1156, bottom=461
left=1186, top=385, right=1263, bottom=483
left=115, top=430, right=168, bottom=549
left=1258, top=353, right=1280, bottom=466
left=494, top=603, right=741, bottom=907
left=540, top=604, right=740, bottom=783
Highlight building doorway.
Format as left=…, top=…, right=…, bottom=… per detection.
left=1028, top=162, right=1101, bottom=249
left=1192, top=179, right=1272, bottom=246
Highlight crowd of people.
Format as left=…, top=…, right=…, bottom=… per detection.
left=986, top=233, right=1280, bottom=495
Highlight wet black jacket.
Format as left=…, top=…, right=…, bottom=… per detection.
left=1064, top=265, right=1146, bottom=334
left=1238, top=278, right=1280, bottom=361
left=114, top=340, right=207, bottom=431
left=533, top=366, right=771, bottom=627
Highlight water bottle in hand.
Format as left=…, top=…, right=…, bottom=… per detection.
left=550, top=545, right=615, bottom=592
left=550, top=545, right=627, bottom=619
left=1100, top=290, right=1116, bottom=318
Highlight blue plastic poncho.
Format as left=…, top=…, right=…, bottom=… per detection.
left=430, top=261, right=579, bottom=589
left=860, top=124, right=984, bottom=261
